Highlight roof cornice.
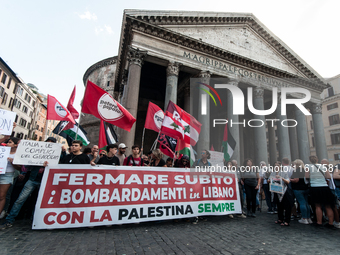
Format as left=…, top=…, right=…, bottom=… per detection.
left=83, top=56, right=117, bottom=85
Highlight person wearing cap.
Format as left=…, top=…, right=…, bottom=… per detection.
left=1, top=137, right=54, bottom=229
left=116, top=143, right=127, bottom=166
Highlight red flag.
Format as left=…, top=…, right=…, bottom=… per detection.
left=81, top=81, right=136, bottom=132
left=158, top=133, right=177, bottom=158
left=144, top=102, right=164, bottom=132
left=67, top=86, right=79, bottom=119
left=161, top=101, right=201, bottom=146
left=47, top=95, right=75, bottom=124
left=64, top=86, right=79, bottom=130
left=98, top=120, right=106, bottom=150
left=210, top=144, right=215, bottom=151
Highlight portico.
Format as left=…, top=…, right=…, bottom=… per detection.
left=113, top=10, right=329, bottom=164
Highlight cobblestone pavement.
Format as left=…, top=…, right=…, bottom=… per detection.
left=1, top=211, right=340, bottom=255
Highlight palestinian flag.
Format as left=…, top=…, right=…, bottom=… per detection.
left=53, top=121, right=90, bottom=146
left=178, top=143, right=195, bottom=166
left=98, top=120, right=118, bottom=150
left=222, top=124, right=236, bottom=162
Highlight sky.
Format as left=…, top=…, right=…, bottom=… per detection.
left=1, top=0, right=339, bottom=113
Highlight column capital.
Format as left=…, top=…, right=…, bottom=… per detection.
left=253, top=87, right=264, bottom=99
left=127, top=46, right=147, bottom=67
left=199, top=70, right=212, bottom=78
left=167, top=61, right=181, bottom=76
left=311, top=103, right=322, bottom=114
left=228, top=79, right=239, bottom=86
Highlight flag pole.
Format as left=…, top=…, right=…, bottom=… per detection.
left=151, top=131, right=160, bottom=151
left=141, top=127, right=145, bottom=152
left=75, top=111, right=82, bottom=141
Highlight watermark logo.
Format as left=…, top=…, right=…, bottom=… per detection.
left=197, top=82, right=222, bottom=115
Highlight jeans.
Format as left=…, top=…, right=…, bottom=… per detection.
left=263, top=184, right=274, bottom=211
left=293, top=189, right=310, bottom=219
left=6, top=180, right=40, bottom=223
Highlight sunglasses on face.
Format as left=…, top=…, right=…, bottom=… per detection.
left=182, top=160, right=188, bottom=163
left=100, top=154, right=105, bottom=156
left=201, top=152, right=206, bottom=155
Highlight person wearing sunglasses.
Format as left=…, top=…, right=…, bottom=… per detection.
left=174, top=155, right=190, bottom=168
left=192, top=150, right=211, bottom=167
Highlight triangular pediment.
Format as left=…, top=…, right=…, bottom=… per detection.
left=164, top=25, right=301, bottom=76
left=125, top=10, right=323, bottom=80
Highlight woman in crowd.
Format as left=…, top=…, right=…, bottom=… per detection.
left=150, top=149, right=166, bottom=167
left=0, top=137, right=21, bottom=217
left=241, top=158, right=261, bottom=217
left=306, top=155, right=335, bottom=229
left=166, top=157, right=173, bottom=167
left=271, top=160, right=294, bottom=226
left=174, top=155, right=190, bottom=168
left=290, top=159, right=311, bottom=224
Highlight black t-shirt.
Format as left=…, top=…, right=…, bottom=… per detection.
left=291, top=169, right=308, bottom=190
left=150, top=158, right=166, bottom=167
left=97, top=155, right=120, bottom=166
left=61, top=153, right=91, bottom=164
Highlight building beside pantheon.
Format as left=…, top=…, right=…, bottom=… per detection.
left=82, top=10, right=329, bottom=165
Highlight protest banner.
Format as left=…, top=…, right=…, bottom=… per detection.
left=269, top=177, right=284, bottom=194
left=209, top=151, right=224, bottom=168
left=32, top=165, right=241, bottom=229
left=0, top=147, right=11, bottom=174
left=0, top=109, right=16, bottom=136
left=13, top=140, right=62, bottom=166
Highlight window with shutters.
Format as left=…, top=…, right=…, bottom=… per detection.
left=331, top=133, right=340, bottom=145
left=327, top=103, right=338, bottom=111
left=329, top=114, right=340, bottom=126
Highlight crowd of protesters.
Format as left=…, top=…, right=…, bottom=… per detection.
left=0, top=131, right=340, bottom=230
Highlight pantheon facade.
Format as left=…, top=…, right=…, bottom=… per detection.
left=81, top=10, right=329, bottom=165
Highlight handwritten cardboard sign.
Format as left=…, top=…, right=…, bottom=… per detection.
left=209, top=150, right=224, bottom=168
left=13, top=140, right=62, bottom=166
left=0, top=146, right=11, bottom=174
left=0, top=109, right=16, bottom=136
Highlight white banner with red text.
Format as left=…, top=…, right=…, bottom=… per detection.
left=33, top=165, right=241, bottom=229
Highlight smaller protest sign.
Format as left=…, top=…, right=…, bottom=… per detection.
left=0, top=147, right=11, bottom=174
left=209, top=151, right=224, bottom=168
left=269, top=177, right=284, bottom=194
left=0, top=109, right=16, bottom=136
left=13, top=140, right=62, bottom=166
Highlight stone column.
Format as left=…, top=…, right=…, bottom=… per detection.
left=311, top=103, right=328, bottom=160
left=183, top=87, right=190, bottom=113
left=227, top=80, right=241, bottom=164
left=164, top=62, right=180, bottom=109
left=287, top=108, right=299, bottom=161
left=251, top=87, right=269, bottom=166
left=276, top=94, right=291, bottom=161
left=267, top=117, right=277, bottom=165
left=119, top=46, right=147, bottom=154
left=197, top=71, right=211, bottom=154
left=295, top=105, right=310, bottom=164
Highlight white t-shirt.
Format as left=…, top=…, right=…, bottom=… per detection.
left=6, top=153, right=16, bottom=173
